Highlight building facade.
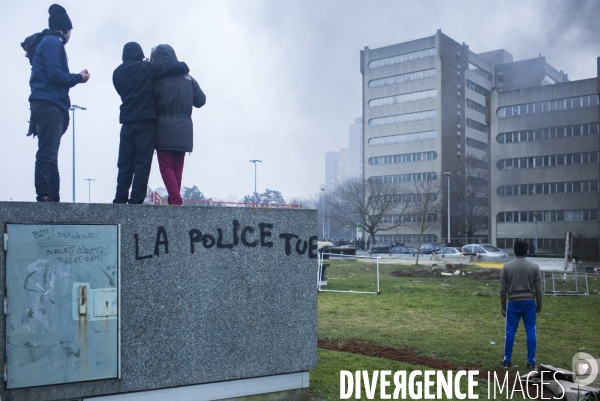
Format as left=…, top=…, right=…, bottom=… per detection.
left=490, top=78, right=599, bottom=259
left=361, top=30, right=489, bottom=244
left=360, top=30, right=598, bottom=250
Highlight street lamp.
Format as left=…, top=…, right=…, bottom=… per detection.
left=70, top=105, right=86, bottom=203
left=443, top=172, right=451, bottom=244
left=320, top=188, right=325, bottom=240
left=84, top=178, right=95, bottom=203
left=249, top=160, right=262, bottom=205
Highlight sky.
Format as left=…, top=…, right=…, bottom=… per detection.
left=1, top=0, right=598, bottom=204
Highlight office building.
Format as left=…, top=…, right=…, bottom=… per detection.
left=360, top=30, right=598, bottom=249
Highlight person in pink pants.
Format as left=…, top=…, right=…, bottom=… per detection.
left=150, top=44, right=206, bottom=205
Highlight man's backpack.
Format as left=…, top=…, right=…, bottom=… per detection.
left=21, top=30, right=63, bottom=65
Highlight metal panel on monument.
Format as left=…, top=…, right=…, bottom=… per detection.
left=5, top=224, right=119, bottom=389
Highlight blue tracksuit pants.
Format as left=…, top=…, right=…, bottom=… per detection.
left=504, top=300, right=537, bottom=364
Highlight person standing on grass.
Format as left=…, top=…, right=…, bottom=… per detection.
left=150, top=44, right=206, bottom=206
left=500, top=240, right=542, bottom=370
left=26, top=4, right=90, bottom=202
left=112, top=42, right=190, bottom=204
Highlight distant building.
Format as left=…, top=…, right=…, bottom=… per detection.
left=325, top=149, right=349, bottom=193
left=348, top=117, right=363, bottom=180
left=360, top=30, right=598, bottom=249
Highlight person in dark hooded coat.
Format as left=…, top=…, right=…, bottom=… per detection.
left=112, top=42, right=189, bottom=204
left=150, top=44, right=206, bottom=206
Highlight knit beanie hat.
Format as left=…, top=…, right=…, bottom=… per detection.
left=48, top=4, right=73, bottom=31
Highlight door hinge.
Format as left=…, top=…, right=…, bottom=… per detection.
left=3, top=233, right=7, bottom=251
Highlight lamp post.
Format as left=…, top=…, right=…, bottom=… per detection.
left=84, top=178, right=95, bottom=203
left=249, top=160, right=262, bottom=205
left=320, top=188, right=325, bottom=240
left=443, top=172, right=451, bottom=244
left=70, top=105, right=86, bottom=203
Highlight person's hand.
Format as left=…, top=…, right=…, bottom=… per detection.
left=501, top=308, right=506, bottom=317
left=536, top=306, right=542, bottom=314
left=80, top=69, right=90, bottom=83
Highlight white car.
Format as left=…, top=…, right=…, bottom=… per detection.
left=462, top=244, right=509, bottom=259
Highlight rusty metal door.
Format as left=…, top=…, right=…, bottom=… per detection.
left=5, top=224, right=119, bottom=389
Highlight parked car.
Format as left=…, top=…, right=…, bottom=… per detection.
left=389, top=246, right=417, bottom=255
left=462, top=244, right=509, bottom=258
left=367, top=243, right=392, bottom=254
left=438, top=247, right=477, bottom=258
left=419, top=242, right=446, bottom=254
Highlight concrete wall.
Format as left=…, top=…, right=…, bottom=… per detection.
left=0, top=202, right=317, bottom=401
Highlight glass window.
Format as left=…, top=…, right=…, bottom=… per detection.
left=534, top=184, right=543, bottom=194
left=590, top=209, right=599, bottom=221
left=556, top=211, right=565, bottom=221
left=519, top=185, right=528, bottom=195
left=590, top=152, right=599, bottom=163
left=556, top=183, right=565, bottom=193
left=590, top=181, right=599, bottom=192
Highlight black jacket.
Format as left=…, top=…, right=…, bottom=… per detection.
left=113, top=42, right=189, bottom=124
left=152, top=45, right=206, bottom=152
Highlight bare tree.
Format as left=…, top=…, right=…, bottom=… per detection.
left=408, top=179, right=442, bottom=265
left=456, top=153, right=489, bottom=242
left=326, top=178, right=411, bottom=246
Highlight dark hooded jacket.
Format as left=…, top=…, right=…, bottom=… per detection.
left=112, top=42, right=190, bottom=124
left=28, top=30, right=82, bottom=112
left=152, top=45, right=206, bottom=152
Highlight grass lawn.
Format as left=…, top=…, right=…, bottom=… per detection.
left=310, top=260, right=600, bottom=400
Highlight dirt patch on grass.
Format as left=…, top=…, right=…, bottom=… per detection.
left=318, top=339, right=558, bottom=399
left=390, top=266, right=501, bottom=280
left=319, top=339, right=481, bottom=371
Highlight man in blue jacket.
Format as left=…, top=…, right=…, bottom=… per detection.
left=28, top=4, right=90, bottom=202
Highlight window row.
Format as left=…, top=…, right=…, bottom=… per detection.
left=466, top=157, right=489, bottom=170
left=497, top=209, right=599, bottom=223
left=466, top=137, right=488, bottom=151
left=377, top=234, right=438, bottom=244
left=497, top=123, right=599, bottom=144
left=497, top=94, right=599, bottom=118
left=378, top=193, right=438, bottom=203
left=369, top=172, right=438, bottom=184
left=369, top=130, right=437, bottom=146
left=368, top=48, right=437, bottom=69
left=466, top=118, right=488, bottom=133
left=368, top=68, right=437, bottom=89
left=468, top=63, right=493, bottom=81
left=466, top=80, right=490, bottom=96
left=382, top=214, right=438, bottom=223
left=466, top=98, right=486, bottom=114
left=368, top=110, right=437, bottom=127
left=496, top=152, right=599, bottom=170
left=369, top=89, right=437, bottom=108
left=497, top=180, right=599, bottom=196
left=369, top=151, right=437, bottom=165
left=497, top=237, right=598, bottom=250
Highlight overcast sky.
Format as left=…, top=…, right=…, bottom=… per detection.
left=1, top=0, right=598, bottom=204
